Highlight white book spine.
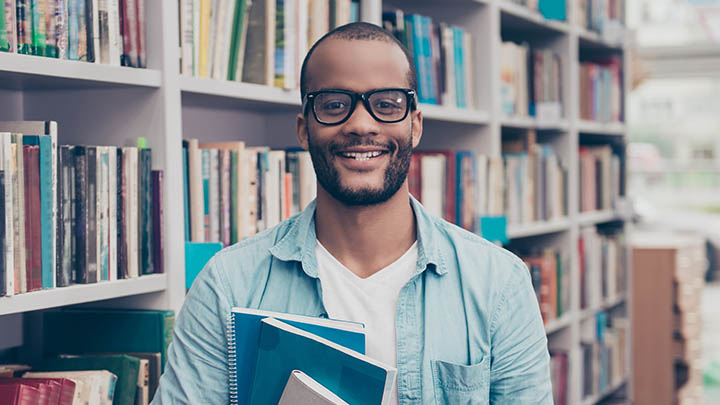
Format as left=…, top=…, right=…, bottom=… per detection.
left=213, top=0, right=233, bottom=79
left=283, top=0, right=297, bottom=89
left=91, top=0, right=101, bottom=63
left=125, top=147, right=139, bottom=278
left=48, top=122, right=58, bottom=288
left=208, top=148, right=219, bottom=242
left=180, top=0, right=195, bottom=75
left=193, top=0, right=201, bottom=76
left=207, top=0, right=219, bottom=76
left=108, top=146, right=117, bottom=281
left=107, top=0, right=121, bottom=65
left=13, top=135, right=26, bottom=293
left=1, top=134, right=14, bottom=296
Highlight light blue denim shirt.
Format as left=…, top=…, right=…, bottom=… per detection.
left=152, top=196, right=552, bottom=404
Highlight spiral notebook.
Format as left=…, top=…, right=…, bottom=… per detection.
left=226, top=307, right=366, bottom=405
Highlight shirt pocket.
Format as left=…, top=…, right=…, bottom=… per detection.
left=430, top=357, right=490, bottom=405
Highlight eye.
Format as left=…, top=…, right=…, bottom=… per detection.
left=323, top=101, right=347, bottom=110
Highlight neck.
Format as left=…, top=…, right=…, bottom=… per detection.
left=315, top=184, right=417, bottom=278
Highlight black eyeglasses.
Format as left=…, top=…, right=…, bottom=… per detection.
left=304, top=88, right=417, bottom=126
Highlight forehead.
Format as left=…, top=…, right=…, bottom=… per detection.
left=305, top=38, right=411, bottom=92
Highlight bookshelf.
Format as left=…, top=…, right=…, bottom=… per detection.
left=0, top=0, right=631, bottom=404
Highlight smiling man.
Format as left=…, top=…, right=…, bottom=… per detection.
left=152, top=22, right=552, bottom=404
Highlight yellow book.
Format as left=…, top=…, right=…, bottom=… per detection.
left=199, top=0, right=212, bottom=78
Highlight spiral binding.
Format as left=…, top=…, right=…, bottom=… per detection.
left=227, top=312, right=239, bottom=404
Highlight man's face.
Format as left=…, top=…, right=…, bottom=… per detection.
left=297, top=39, right=423, bottom=206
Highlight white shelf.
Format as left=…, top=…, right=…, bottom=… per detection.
left=577, top=210, right=621, bottom=226
left=580, top=294, right=627, bottom=321
left=507, top=217, right=571, bottom=239
left=179, top=76, right=301, bottom=110
left=421, top=104, right=490, bottom=125
left=577, top=27, right=626, bottom=50
left=545, top=312, right=574, bottom=334
left=578, top=120, right=625, bottom=136
left=501, top=115, right=569, bottom=131
left=498, top=1, right=569, bottom=34
left=0, top=274, right=167, bottom=316
left=582, top=378, right=627, bottom=405
left=0, top=52, right=162, bottom=89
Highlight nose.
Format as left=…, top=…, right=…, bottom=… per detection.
left=341, top=100, right=380, bottom=137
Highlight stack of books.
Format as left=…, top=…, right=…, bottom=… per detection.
left=178, top=0, right=361, bottom=84
left=227, top=307, right=396, bottom=405
left=0, top=0, right=147, bottom=66
left=579, top=57, right=623, bottom=123
left=520, top=248, right=570, bottom=324
left=382, top=9, right=474, bottom=108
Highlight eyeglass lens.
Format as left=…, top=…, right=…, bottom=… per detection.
left=313, top=90, right=409, bottom=124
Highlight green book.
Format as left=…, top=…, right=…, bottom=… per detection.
left=36, top=354, right=140, bottom=405
left=42, top=308, right=175, bottom=372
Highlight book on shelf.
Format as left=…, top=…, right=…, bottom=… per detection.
left=581, top=312, right=628, bottom=400
left=382, top=10, right=473, bottom=108
left=519, top=247, right=570, bottom=324
left=579, top=56, right=623, bottom=123
left=42, top=308, right=175, bottom=373
left=0, top=376, right=77, bottom=405
left=181, top=0, right=359, bottom=83
left=500, top=41, right=563, bottom=122
left=248, top=317, right=395, bottom=405
left=226, top=306, right=366, bottom=405
left=577, top=0, right=625, bottom=40
left=183, top=140, right=316, bottom=245
left=0, top=0, right=145, bottom=66
left=278, top=369, right=349, bottom=405
left=23, top=370, right=117, bottom=405
left=550, top=350, right=568, bottom=405
left=578, top=144, right=621, bottom=213
left=579, top=226, right=626, bottom=311
left=502, top=131, right=568, bottom=226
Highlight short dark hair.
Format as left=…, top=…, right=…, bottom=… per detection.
left=299, top=22, right=418, bottom=101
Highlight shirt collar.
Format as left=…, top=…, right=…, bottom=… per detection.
left=268, top=194, right=447, bottom=278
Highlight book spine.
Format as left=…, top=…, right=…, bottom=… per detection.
left=209, top=148, right=219, bottom=242
left=31, top=0, right=47, bottom=56
left=220, top=149, right=230, bottom=246
left=66, top=0, right=78, bottom=59
left=16, top=0, right=31, bottom=54
left=229, top=149, right=238, bottom=243
left=99, top=147, right=109, bottom=280
left=25, top=145, right=42, bottom=291
left=88, top=0, right=100, bottom=62
left=1, top=0, right=17, bottom=53
left=151, top=170, right=163, bottom=273
left=0, top=135, right=14, bottom=296
left=226, top=312, right=238, bottom=404
left=127, top=147, right=138, bottom=278
left=118, top=147, right=127, bottom=278
left=108, top=146, right=117, bottom=281
left=44, top=0, right=57, bottom=57
left=54, top=0, right=66, bottom=58
left=12, top=137, right=26, bottom=293
left=0, top=170, right=5, bottom=296
left=179, top=0, right=193, bottom=75
left=201, top=148, right=210, bottom=241
left=38, top=135, right=53, bottom=289
left=140, top=148, right=152, bottom=274
left=86, top=146, right=97, bottom=283
left=107, top=0, right=119, bottom=64
left=97, top=0, right=109, bottom=63
left=57, top=146, right=74, bottom=287
left=182, top=142, right=190, bottom=241
left=135, top=0, right=143, bottom=67
left=76, top=0, right=87, bottom=60
left=121, top=0, right=136, bottom=66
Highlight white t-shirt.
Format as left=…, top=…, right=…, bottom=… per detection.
left=315, top=240, right=418, bottom=405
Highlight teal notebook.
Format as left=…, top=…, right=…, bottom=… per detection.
left=227, top=307, right=366, bottom=405
left=250, top=318, right=396, bottom=405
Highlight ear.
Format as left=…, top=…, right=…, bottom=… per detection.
left=410, top=109, right=423, bottom=149
left=296, top=113, right=309, bottom=151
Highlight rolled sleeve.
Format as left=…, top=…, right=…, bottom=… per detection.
left=151, top=257, right=233, bottom=405
left=489, top=260, right=553, bottom=404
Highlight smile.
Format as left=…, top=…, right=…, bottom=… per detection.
left=338, top=151, right=386, bottom=160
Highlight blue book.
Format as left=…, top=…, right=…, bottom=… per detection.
left=538, top=0, right=566, bottom=21
left=227, top=307, right=366, bottom=405
left=250, top=318, right=395, bottom=405
left=184, top=241, right=222, bottom=289
left=453, top=27, right=467, bottom=108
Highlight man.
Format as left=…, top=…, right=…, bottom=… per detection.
left=153, top=22, right=552, bottom=404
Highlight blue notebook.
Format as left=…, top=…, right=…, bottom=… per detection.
left=227, top=307, right=366, bottom=405
left=250, top=318, right=396, bottom=405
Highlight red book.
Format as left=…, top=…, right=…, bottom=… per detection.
left=23, top=146, right=42, bottom=292
left=0, top=383, right=41, bottom=405
left=421, top=150, right=457, bottom=224
left=0, top=378, right=76, bottom=405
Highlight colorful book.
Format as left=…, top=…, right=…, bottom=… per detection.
left=227, top=307, right=366, bottom=405
left=249, top=318, right=394, bottom=405
left=0, top=0, right=17, bottom=52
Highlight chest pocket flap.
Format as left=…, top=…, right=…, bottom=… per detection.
left=431, top=357, right=490, bottom=404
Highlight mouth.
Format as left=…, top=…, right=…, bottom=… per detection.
left=337, top=150, right=388, bottom=161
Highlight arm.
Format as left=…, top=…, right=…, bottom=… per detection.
left=489, top=261, right=553, bottom=404
left=151, top=258, right=233, bottom=404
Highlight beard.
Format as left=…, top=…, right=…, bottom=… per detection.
left=307, top=124, right=413, bottom=206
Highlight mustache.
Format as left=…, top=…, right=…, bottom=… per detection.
left=328, top=139, right=397, bottom=154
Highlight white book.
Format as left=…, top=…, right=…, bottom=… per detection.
left=278, top=370, right=349, bottom=405
left=298, top=151, right=315, bottom=212
left=107, top=0, right=121, bottom=65
left=98, top=0, right=110, bottom=63
left=296, top=0, right=309, bottom=82
left=90, top=0, right=101, bottom=63
left=463, top=31, right=474, bottom=109
left=212, top=0, right=233, bottom=79
left=441, top=25, right=456, bottom=108
left=207, top=0, right=220, bottom=75
left=420, top=154, right=446, bottom=219
left=24, top=370, right=117, bottom=405
left=0, top=133, right=14, bottom=296
left=108, top=146, right=117, bottom=281
left=265, top=150, right=285, bottom=228
left=180, top=0, right=195, bottom=75
left=476, top=153, right=488, bottom=217
left=193, top=0, right=201, bottom=75
left=12, top=135, right=26, bottom=293
left=308, top=0, right=329, bottom=46
left=283, top=0, right=298, bottom=89
left=187, top=139, right=204, bottom=242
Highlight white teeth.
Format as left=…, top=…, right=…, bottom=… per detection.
left=341, top=151, right=383, bottom=160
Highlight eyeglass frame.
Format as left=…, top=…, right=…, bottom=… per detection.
left=303, top=88, right=417, bottom=126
